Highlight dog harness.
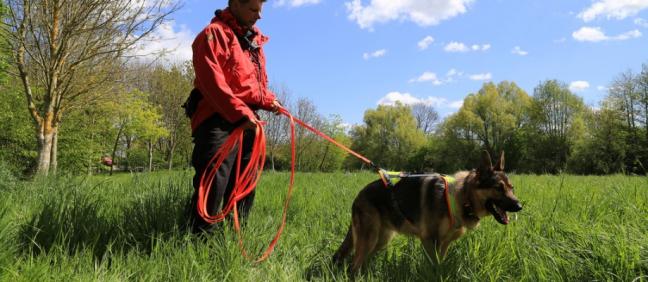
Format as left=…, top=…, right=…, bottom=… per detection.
left=379, top=171, right=462, bottom=229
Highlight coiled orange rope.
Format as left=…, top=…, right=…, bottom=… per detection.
left=196, top=108, right=385, bottom=262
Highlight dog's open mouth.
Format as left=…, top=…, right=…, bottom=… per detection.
left=486, top=200, right=509, bottom=225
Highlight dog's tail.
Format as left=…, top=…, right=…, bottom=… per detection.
left=332, top=224, right=353, bottom=265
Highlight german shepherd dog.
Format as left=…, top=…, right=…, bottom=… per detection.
left=333, top=150, right=522, bottom=272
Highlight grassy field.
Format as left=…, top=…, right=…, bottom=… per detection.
left=0, top=171, right=647, bottom=281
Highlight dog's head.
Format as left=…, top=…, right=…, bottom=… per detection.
left=471, top=150, right=522, bottom=225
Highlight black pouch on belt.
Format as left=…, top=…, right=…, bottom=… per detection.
left=182, top=88, right=202, bottom=118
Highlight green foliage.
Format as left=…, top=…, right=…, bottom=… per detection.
left=308, top=115, right=351, bottom=172
left=411, top=122, right=481, bottom=173
left=0, top=172, right=646, bottom=280
left=0, top=2, right=9, bottom=85
left=568, top=107, right=628, bottom=174
left=273, top=115, right=350, bottom=172
left=107, top=89, right=169, bottom=171
left=0, top=159, right=17, bottom=190
left=437, top=81, right=531, bottom=171
left=0, top=78, right=36, bottom=176
left=350, top=102, right=426, bottom=170
left=145, top=63, right=193, bottom=170
left=525, top=80, right=584, bottom=173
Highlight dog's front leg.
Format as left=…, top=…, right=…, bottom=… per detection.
left=421, top=237, right=444, bottom=264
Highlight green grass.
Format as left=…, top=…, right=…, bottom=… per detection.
left=0, top=171, right=647, bottom=281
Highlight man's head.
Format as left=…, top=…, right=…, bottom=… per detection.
left=229, top=0, right=266, bottom=29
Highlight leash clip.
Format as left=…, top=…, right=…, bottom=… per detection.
left=378, top=168, right=395, bottom=188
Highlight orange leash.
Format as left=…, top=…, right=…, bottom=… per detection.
left=196, top=108, right=385, bottom=262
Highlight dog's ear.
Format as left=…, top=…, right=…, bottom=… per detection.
left=494, top=151, right=505, bottom=171
left=478, top=150, right=493, bottom=175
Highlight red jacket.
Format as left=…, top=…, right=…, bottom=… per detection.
left=191, top=8, right=276, bottom=131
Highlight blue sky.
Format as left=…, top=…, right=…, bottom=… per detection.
left=148, top=0, right=648, bottom=125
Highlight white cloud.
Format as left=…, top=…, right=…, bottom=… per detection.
left=444, top=42, right=468, bottom=52
left=444, top=41, right=489, bottom=52
left=616, top=29, right=643, bottom=39
left=131, top=21, right=193, bottom=62
left=363, top=49, right=387, bottom=60
left=446, top=68, right=463, bottom=79
left=409, top=72, right=443, bottom=85
left=378, top=92, right=426, bottom=105
left=572, top=26, right=642, bottom=42
left=578, top=0, right=648, bottom=22
left=635, top=18, right=648, bottom=27
left=410, top=69, right=464, bottom=85
left=511, top=46, right=528, bottom=56
left=569, top=81, right=591, bottom=92
left=469, top=73, right=492, bottom=81
left=597, top=85, right=608, bottom=91
left=275, top=0, right=321, bottom=7
left=572, top=27, right=608, bottom=41
left=449, top=100, right=464, bottom=109
left=471, top=44, right=491, bottom=51
left=418, top=36, right=435, bottom=50
left=377, top=92, right=462, bottom=110
left=345, top=0, right=474, bottom=30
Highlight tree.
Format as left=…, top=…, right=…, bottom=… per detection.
left=106, top=90, right=167, bottom=175
left=258, top=84, right=291, bottom=171
left=145, top=62, right=192, bottom=170
left=608, top=71, right=640, bottom=138
left=568, top=106, right=627, bottom=174
left=2, top=0, right=178, bottom=175
left=315, top=115, right=350, bottom=172
left=638, top=64, right=648, bottom=167
left=411, top=118, right=481, bottom=173
left=411, top=103, right=439, bottom=135
left=528, top=80, right=585, bottom=173
left=446, top=81, right=531, bottom=164
left=0, top=77, right=34, bottom=175
left=605, top=69, right=646, bottom=173
left=292, top=97, right=324, bottom=171
left=350, top=103, right=426, bottom=170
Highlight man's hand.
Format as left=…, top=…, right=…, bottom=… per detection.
left=270, top=100, right=283, bottom=115
left=242, top=117, right=258, bottom=131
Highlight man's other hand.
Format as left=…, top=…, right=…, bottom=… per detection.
left=242, top=117, right=258, bottom=131
left=270, top=100, right=282, bottom=115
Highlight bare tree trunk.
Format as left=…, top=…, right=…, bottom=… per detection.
left=318, top=143, right=330, bottom=171
left=270, top=154, right=276, bottom=172
left=50, top=129, right=58, bottom=175
left=110, top=125, right=124, bottom=176
left=36, top=129, right=54, bottom=176
left=166, top=138, right=176, bottom=170
left=148, top=140, right=154, bottom=172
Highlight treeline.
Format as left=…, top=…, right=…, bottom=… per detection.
left=257, top=65, right=648, bottom=175
left=2, top=62, right=647, bottom=176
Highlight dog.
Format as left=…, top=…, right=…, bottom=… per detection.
left=332, top=150, right=522, bottom=272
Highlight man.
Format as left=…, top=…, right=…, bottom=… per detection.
left=188, top=0, right=281, bottom=233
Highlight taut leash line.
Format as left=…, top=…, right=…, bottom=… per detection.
left=196, top=107, right=402, bottom=262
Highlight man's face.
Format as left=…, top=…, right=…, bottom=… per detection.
left=230, top=0, right=263, bottom=29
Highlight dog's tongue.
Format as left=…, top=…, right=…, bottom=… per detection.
left=493, top=204, right=509, bottom=225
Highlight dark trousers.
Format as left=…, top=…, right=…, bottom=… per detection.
left=189, top=114, right=256, bottom=233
